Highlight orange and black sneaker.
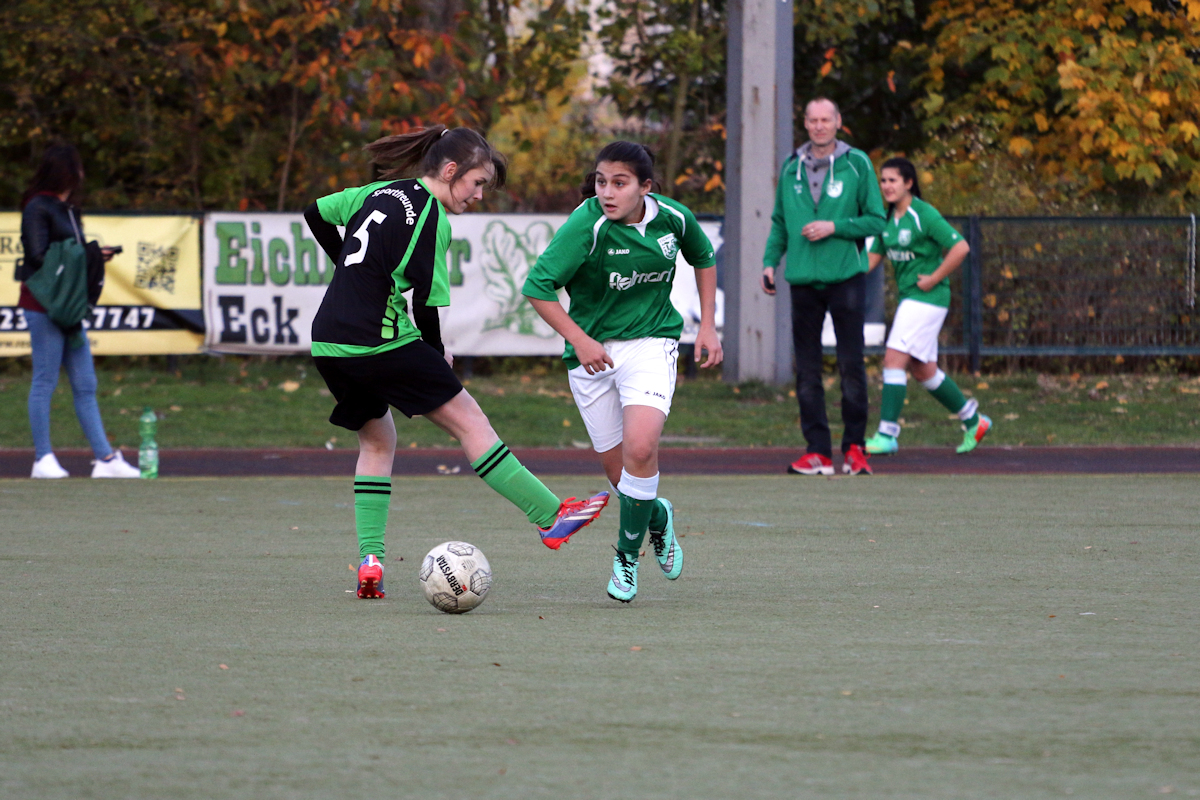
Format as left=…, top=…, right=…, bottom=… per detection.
left=538, top=491, right=610, bottom=550
left=356, top=554, right=385, bottom=598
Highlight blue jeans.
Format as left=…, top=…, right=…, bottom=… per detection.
left=26, top=310, right=113, bottom=460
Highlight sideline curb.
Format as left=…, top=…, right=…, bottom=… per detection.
left=1, top=445, right=1197, bottom=478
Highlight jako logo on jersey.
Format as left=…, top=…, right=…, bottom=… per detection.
left=657, top=233, right=679, bottom=260
left=371, top=187, right=417, bottom=225
left=887, top=248, right=915, bottom=262
left=608, top=268, right=675, bottom=291
left=898, top=228, right=912, bottom=246
left=607, top=248, right=631, bottom=256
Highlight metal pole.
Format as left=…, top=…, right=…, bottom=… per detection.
left=724, top=0, right=783, bottom=384
left=968, top=215, right=983, bottom=374
left=772, top=0, right=794, bottom=386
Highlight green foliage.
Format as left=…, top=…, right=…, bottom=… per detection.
left=0, top=0, right=587, bottom=211
left=920, top=0, right=1200, bottom=208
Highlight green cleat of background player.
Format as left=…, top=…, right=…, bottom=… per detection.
left=864, top=432, right=899, bottom=455
left=957, top=414, right=993, bottom=454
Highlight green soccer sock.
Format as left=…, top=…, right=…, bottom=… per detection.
left=648, top=497, right=669, bottom=532
left=471, top=440, right=560, bottom=529
left=353, top=476, right=391, bottom=561
left=615, top=470, right=658, bottom=556
left=878, top=369, right=907, bottom=438
left=924, top=370, right=979, bottom=427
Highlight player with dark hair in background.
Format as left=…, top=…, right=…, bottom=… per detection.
left=523, top=141, right=721, bottom=603
left=304, top=125, right=608, bottom=599
left=864, top=156, right=992, bottom=455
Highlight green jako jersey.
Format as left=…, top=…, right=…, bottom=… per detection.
left=523, top=195, right=716, bottom=369
left=311, top=178, right=450, bottom=357
left=869, top=196, right=963, bottom=309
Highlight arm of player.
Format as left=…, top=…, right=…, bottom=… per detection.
left=525, top=297, right=613, bottom=375
left=411, top=303, right=445, bottom=356
left=304, top=202, right=343, bottom=262
left=694, top=266, right=723, bottom=368
left=917, top=240, right=970, bottom=292
left=868, top=252, right=884, bottom=271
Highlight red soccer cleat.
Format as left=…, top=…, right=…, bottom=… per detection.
left=357, top=554, right=385, bottom=598
left=538, top=491, right=610, bottom=550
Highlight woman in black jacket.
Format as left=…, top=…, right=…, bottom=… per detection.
left=19, top=144, right=139, bottom=478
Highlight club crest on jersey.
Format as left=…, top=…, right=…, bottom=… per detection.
left=898, top=228, right=912, bottom=246
left=657, top=233, right=679, bottom=260
left=826, top=179, right=844, bottom=198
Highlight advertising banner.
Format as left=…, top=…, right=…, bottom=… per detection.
left=0, top=212, right=204, bottom=356
left=204, top=212, right=724, bottom=356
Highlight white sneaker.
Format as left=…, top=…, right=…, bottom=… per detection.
left=31, top=453, right=69, bottom=479
left=91, top=450, right=142, bottom=479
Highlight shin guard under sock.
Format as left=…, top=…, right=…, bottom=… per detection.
left=471, top=440, right=561, bottom=529
left=354, top=476, right=391, bottom=561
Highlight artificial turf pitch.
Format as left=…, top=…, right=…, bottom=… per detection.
left=3, top=474, right=1198, bottom=799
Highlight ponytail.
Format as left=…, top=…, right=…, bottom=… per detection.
left=365, top=125, right=507, bottom=188
left=580, top=141, right=658, bottom=199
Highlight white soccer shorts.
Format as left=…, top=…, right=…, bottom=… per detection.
left=885, top=299, right=949, bottom=364
left=567, top=337, right=679, bottom=453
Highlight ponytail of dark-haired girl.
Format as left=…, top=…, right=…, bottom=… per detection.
left=365, top=125, right=507, bottom=189
left=580, top=141, right=658, bottom=199
left=880, top=156, right=921, bottom=217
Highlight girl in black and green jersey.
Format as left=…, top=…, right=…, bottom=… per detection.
left=304, top=126, right=608, bottom=599
left=864, top=156, right=992, bottom=456
left=523, top=142, right=722, bottom=603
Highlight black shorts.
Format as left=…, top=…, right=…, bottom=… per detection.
left=313, top=341, right=463, bottom=431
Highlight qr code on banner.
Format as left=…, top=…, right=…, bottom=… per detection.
left=135, top=242, right=178, bottom=293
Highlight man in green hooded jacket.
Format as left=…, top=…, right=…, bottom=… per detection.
left=762, top=97, right=886, bottom=476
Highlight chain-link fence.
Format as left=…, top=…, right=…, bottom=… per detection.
left=920, top=216, right=1200, bottom=370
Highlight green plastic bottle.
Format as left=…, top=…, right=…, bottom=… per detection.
left=138, top=407, right=158, bottom=479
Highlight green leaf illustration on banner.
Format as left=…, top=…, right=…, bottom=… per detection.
left=479, top=220, right=557, bottom=338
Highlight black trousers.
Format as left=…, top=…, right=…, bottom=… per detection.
left=789, top=272, right=869, bottom=457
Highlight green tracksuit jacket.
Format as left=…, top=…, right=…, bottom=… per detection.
left=762, top=145, right=886, bottom=287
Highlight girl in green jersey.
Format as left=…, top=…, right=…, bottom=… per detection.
left=863, top=157, right=992, bottom=456
left=304, top=126, right=608, bottom=600
left=523, top=142, right=722, bottom=603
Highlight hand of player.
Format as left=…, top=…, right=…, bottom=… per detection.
left=916, top=274, right=937, bottom=292
left=100, top=246, right=119, bottom=263
left=801, top=221, right=836, bottom=241
left=443, top=352, right=454, bottom=368
left=761, top=267, right=776, bottom=295
left=694, top=325, right=723, bottom=369
left=574, top=336, right=613, bottom=375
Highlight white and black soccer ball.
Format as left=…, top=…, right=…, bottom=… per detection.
left=419, top=541, right=492, bottom=614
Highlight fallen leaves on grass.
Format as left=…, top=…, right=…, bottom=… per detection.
left=630, top=646, right=642, bottom=652
left=232, top=710, right=245, bottom=717
left=279, top=380, right=301, bottom=393
left=976, top=381, right=989, bottom=390
left=218, top=664, right=229, bottom=670
left=436, top=465, right=461, bottom=475
left=1004, top=413, right=1020, bottom=421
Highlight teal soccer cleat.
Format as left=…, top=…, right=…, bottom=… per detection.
left=606, top=548, right=639, bottom=603
left=647, top=498, right=683, bottom=580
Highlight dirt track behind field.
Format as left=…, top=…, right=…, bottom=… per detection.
left=1, top=445, right=1196, bottom=478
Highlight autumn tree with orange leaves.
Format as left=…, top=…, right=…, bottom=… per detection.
left=921, top=0, right=1200, bottom=207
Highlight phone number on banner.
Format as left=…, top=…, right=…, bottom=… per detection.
left=0, top=306, right=204, bottom=332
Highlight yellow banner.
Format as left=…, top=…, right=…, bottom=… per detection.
left=0, top=212, right=204, bottom=355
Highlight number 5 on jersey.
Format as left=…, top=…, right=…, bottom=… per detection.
left=343, top=210, right=388, bottom=266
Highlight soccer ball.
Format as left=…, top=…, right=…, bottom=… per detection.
left=419, top=541, right=492, bottom=614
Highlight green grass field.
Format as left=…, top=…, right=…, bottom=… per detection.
left=3, top=475, right=1198, bottom=799
left=1, top=356, right=1197, bottom=450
